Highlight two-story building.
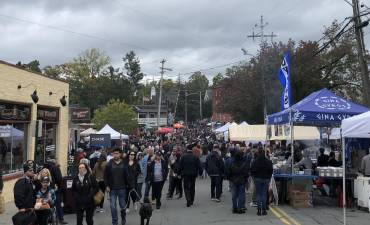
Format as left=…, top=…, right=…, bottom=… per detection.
left=133, top=104, right=169, bottom=128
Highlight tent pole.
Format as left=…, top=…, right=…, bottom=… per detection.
left=341, top=131, right=346, bottom=225
left=290, top=110, right=294, bottom=175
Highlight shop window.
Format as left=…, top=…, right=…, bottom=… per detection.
left=149, top=113, right=156, bottom=118
left=139, top=113, right=147, bottom=118
left=0, top=123, right=28, bottom=174
left=35, top=106, right=59, bottom=165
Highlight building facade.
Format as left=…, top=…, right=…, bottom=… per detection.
left=211, top=84, right=233, bottom=122
left=133, top=104, right=169, bottom=127
left=0, top=60, right=69, bottom=202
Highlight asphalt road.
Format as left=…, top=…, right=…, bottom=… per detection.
left=2, top=178, right=370, bottom=225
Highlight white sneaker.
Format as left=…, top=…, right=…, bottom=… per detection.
left=211, top=198, right=216, bottom=201
left=125, top=208, right=130, bottom=214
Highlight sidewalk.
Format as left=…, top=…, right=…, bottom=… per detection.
left=0, top=202, right=18, bottom=225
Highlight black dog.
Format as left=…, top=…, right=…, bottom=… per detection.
left=139, top=197, right=153, bottom=225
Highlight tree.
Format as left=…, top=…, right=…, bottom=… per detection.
left=92, top=99, right=138, bottom=134
left=17, top=60, right=42, bottom=73
left=212, top=73, right=224, bottom=86
left=123, top=51, right=144, bottom=88
left=219, top=20, right=362, bottom=123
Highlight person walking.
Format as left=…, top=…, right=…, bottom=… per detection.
left=146, top=151, right=168, bottom=209
left=205, top=147, right=225, bottom=202
left=104, top=148, right=131, bottom=225
left=43, top=159, right=67, bottom=224
left=35, top=176, right=56, bottom=225
left=72, top=162, right=99, bottom=225
left=180, top=145, right=202, bottom=207
left=228, top=150, right=249, bottom=214
left=136, top=152, right=145, bottom=200
left=126, top=151, right=141, bottom=213
left=14, top=160, right=37, bottom=220
left=167, top=151, right=183, bottom=199
left=92, top=153, right=107, bottom=212
left=250, top=148, right=273, bottom=216
left=143, top=148, right=154, bottom=199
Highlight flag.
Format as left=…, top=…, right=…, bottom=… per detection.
left=278, top=52, right=291, bottom=110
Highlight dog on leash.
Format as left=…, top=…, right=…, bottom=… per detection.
left=139, top=197, right=153, bottom=225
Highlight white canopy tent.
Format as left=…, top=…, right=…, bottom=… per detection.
left=214, top=122, right=230, bottom=133
left=80, top=128, right=97, bottom=137
left=342, top=111, right=370, bottom=138
left=341, top=111, right=370, bottom=225
left=97, top=124, right=129, bottom=139
left=239, top=121, right=249, bottom=126
left=229, top=124, right=266, bottom=141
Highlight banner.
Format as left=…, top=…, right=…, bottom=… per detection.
left=278, top=52, right=291, bottom=110
left=90, top=134, right=111, bottom=147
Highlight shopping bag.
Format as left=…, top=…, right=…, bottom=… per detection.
left=269, top=176, right=279, bottom=205
left=12, top=210, right=37, bottom=225
left=94, top=190, right=104, bottom=206
left=0, top=194, right=4, bottom=214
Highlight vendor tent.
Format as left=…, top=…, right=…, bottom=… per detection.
left=342, top=111, right=370, bottom=138
left=239, top=121, right=249, bottom=126
left=269, top=125, right=320, bottom=140
left=267, top=88, right=369, bottom=126
left=80, top=128, right=97, bottom=136
left=97, top=124, right=129, bottom=139
left=229, top=124, right=266, bottom=141
left=214, top=122, right=230, bottom=133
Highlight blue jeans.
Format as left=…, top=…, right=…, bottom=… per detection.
left=144, top=181, right=151, bottom=198
left=254, top=178, right=270, bottom=210
left=231, top=183, right=246, bottom=210
left=110, top=189, right=127, bottom=225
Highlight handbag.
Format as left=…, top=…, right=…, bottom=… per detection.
left=93, top=190, right=104, bottom=205
left=12, top=210, right=37, bottom=225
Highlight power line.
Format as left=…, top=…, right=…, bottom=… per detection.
left=0, top=14, right=150, bottom=51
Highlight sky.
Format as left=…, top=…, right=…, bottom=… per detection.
left=0, top=0, right=368, bottom=83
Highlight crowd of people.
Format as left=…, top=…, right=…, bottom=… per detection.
left=10, top=125, right=276, bottom=225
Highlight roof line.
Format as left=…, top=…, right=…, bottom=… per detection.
left=0, top=59, right=69, bottom=84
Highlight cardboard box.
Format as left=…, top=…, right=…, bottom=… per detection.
left=290, top=199, right=312, bottom=208
left=290, top=191, right=310, bottom=201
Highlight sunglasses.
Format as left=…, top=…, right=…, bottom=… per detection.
left=130, top=154, right=135, bottom=156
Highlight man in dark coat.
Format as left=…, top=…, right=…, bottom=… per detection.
left=205, top=148, right=225, bottom=202
left=180, top=145, right=202, bottom=207
left=14, top=160, right=37, bottom=211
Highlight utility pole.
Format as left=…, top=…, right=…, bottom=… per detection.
left=174, top=74, right=181, bottom=120
left=352, top=0, right=370, bottom=106
left=247, top=15, right=277, bottom=121
left=199, top=91, right=202, bottom=120
left=157, top=59, right=172, bottom=128
left=185, top=90, right=188, bottom=126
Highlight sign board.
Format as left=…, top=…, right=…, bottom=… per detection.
left=90, top=134, right=111, bottom=147
left=37, top=107, right=59, bottom=122
left=0, top=101, right=31, bottom=122
left=71, top=107, right=90, bottom=122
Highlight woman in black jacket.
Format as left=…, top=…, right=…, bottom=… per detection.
left=72, top=163, right=98, bottom=225
left=126, top=151, right=142, bottom=212
left=146, top=151, right=168, bottom=209
left=250, top=148, right=273, bottom=216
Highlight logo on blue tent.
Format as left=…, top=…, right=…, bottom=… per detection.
left=314, top=96, right=351, bottom=110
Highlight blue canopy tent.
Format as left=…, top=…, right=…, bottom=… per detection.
left=267, top=88, right=369, bottom=225
left=267, top=88, right=369, bottom=127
